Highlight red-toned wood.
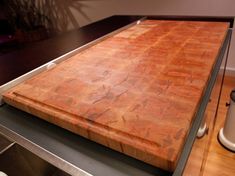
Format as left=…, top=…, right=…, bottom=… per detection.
left=3, top=20, right=229, bottom=171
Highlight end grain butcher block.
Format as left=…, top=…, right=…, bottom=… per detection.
left=3, top=20, right=229, bottom=171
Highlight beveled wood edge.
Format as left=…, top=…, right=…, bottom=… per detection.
left=2, top=92, right=176, bottom=171
left=1, top=15, right=234, bottom=175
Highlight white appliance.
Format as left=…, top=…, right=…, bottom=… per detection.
left=219, top=89, right=235, bottom=151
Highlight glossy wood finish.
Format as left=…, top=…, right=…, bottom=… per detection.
left=3, top=20, right=229, bottom=171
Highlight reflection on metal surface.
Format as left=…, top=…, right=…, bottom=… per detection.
left=0, top=133, right=13, bottom=153
left=0, top=126, right=92, bottom=176
left=0, top=143, right=70, bottom=176
left=0, top=16, right=233, bottom=176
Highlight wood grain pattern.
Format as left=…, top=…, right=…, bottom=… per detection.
left=2, top=20, right=229, bottom=171
left=203, top=76, right=235, bottom=176
left=183, top=71, right=224, bottom=175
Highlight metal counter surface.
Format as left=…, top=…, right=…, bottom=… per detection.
left=0, top=104, right=169, bottom=176
left=0, top=15, right=233, bottom=176
left=2, top=19, right=230, bottom=171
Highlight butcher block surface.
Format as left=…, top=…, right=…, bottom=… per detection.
left=3, top=20, right=229, bottom=171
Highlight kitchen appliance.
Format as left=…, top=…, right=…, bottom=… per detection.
left=219, top=89, right=235, bottom=151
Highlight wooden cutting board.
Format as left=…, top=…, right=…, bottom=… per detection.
left=3, top=20, right=229, bottom=171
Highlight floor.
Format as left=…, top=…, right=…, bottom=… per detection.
left=203, top=75, right=235, bottom=176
